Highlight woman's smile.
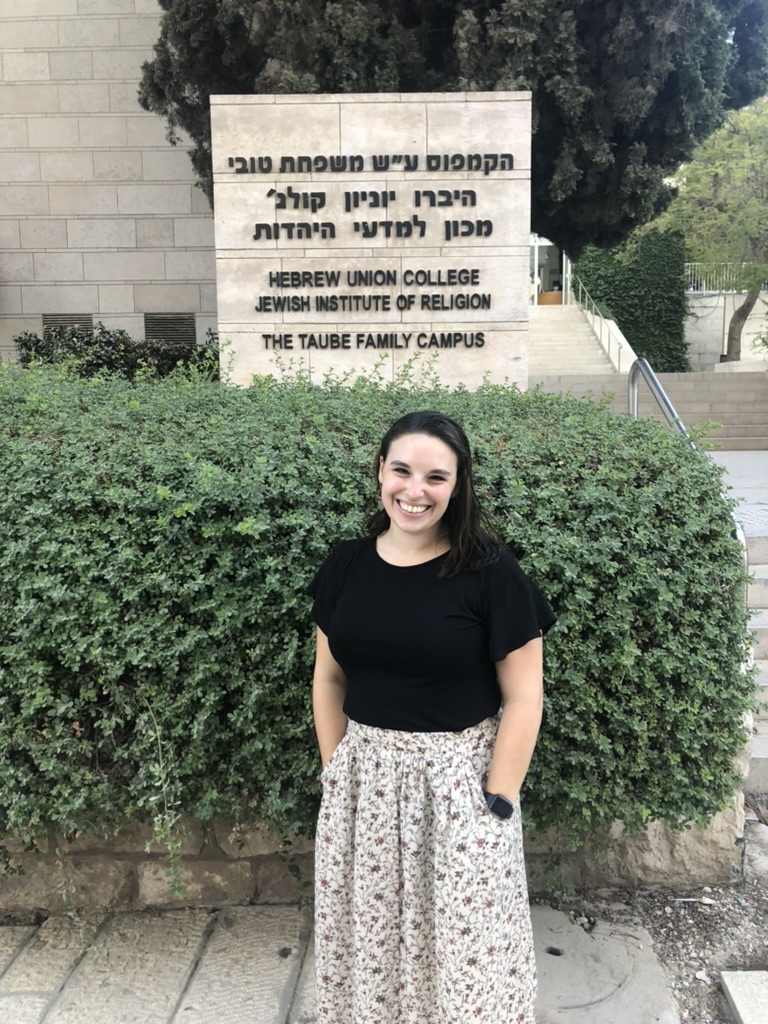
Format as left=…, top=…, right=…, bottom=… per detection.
left=397, top=500, right=430, bottom=515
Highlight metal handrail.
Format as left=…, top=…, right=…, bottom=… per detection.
left=627, top=356, right=750, bottom=605
left=570, top=273, right=633, bottom=372
left=627, top=357, right=691, bottom=441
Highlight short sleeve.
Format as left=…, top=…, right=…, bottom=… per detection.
left=307, top=539, right=364, bottom=635
left=485, top=551, right=556, bottom=662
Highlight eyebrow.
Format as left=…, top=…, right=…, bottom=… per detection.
left=389, top=459, right=453, bottom=476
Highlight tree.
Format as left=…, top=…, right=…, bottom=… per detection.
left=656, top=96, right=768, bottom=360
left=139, top=0, right=768, bottom=256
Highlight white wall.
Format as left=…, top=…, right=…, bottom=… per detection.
left=0, top=0, right=216, bottom=359
left=686, top=292, right=768, bottom=371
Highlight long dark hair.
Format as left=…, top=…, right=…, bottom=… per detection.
left=366, top=410, right=500, bottom=577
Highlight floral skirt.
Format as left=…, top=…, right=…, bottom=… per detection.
left=314, top=716, right=536, bottom=1024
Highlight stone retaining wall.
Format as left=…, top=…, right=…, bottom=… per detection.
left=0, top=796, right=746, bottom=916
left=0, top=820, right=314, bottom=916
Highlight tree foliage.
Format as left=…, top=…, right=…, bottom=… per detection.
left=139, top=0, right=768, bottom=255
left=656, top=96, right=768, bottom=358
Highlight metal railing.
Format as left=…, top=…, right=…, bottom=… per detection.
left=628, top=356, right=750, bottom=603
left=569, top=273, right=636, bottom=372
left=627, top=357, right=691, bottom=440
left=685, top=262, right=768, bottom=293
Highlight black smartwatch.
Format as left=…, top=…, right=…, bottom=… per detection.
left=484, top=791, right=515, bottom=820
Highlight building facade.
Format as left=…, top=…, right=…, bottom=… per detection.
left=0, top=0, right=216, bottom=361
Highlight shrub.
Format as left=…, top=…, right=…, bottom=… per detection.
left=14, top=322, right=219, bottom=380
left=0, top=363, right=751, bottom=849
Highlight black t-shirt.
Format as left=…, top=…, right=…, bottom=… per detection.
left=308, top=537, right=555, bottom=732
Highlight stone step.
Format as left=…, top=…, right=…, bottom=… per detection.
left=708, top=428, right=768, bottom=440
left=750, top=566, right=768, bottom=608
left=637, top=400, right=768, bottom=416
left=530, top=376, right=768, bottom=404
left=712, top=438, right=768, bottom=450
left=748, top=536, right=768, bottom=564
left=683, top=413, right=768, bottom=426
left=531, top=363, right=615, bottom=375
left=641, top=401, right=768, bottom=416
left=531, top=333, right=607, bottom=345
left=530, top=305, right=585, bottom=314
left=530, top=344, right=610, bottom=356
left=530, top=348, right=611, bottom=361
left=649, top=384, right=768, bottom=398
left=746, top=719, right=768, bottom=792
left=650, top=371, right=768, bottom=388
left=721, top=970, right=768, bottom=1024
left=751, top=609, right=768, bottom=660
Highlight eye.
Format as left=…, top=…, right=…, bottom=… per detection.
left=393, top=467, right=408, bottom=475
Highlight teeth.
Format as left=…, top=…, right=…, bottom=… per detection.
left=399, top=501, right=428, bottom=514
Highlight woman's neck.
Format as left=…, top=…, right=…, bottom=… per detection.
left=375, top=528, right=450, bottom=566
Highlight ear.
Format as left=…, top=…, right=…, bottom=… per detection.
left=377, top=455, right=384, bottom=485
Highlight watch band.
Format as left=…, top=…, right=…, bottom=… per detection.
left=484, top=791, right=515, bottom=819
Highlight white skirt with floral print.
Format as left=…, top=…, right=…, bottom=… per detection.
left=314, top=716, right=536, bottom=1024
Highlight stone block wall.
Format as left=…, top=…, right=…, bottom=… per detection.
left=0, top=821, right=314, bottom=915
left=0, top=795, right=747, bottom=914
left=0, top=0, right=217, bottom=360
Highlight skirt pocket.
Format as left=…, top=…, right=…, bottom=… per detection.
left=320, top=732, right=350, bottom=785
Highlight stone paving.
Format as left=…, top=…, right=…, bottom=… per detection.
left=0, top=905, right=680, bottom=1024
left=711, top=451, right=768, bottom=540
left=0, top=907, right=311, bottom=1024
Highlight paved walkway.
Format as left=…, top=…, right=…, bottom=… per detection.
left=0, top=904, right=680, bottom=1024
left=710, top=451, right=768, bottom=541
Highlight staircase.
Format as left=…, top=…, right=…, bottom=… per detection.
left=529, top=369, right=768, bottom=451
left=528, top=304, right=615, bottom=375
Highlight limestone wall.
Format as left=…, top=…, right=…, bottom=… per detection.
left=0, top=798, right=747, bottom=914
left=686, top=292, right=768, bottom=370
left=0, top=0, right=216, bottom=359
left=0, top=821, right=314, bottom=914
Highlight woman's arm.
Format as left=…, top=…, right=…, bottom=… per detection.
left=484, top=636, right=544, bottom=803
left=312, top=626, right=349, bottom=768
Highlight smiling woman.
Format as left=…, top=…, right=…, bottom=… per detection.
left=376, top=432, right=458, bottom=556
left=308, top=410, right=556, bottom=1024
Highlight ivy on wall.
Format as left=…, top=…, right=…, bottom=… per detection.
left=575, top=230, right=690, bottom=372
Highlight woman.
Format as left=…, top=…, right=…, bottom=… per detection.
left=309, top=410, right=555, bottom=1024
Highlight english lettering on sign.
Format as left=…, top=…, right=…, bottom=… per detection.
left=255, top=295, right=310, bottom=312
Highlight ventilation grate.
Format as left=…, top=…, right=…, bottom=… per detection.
left=143, top=313, right=196, bottom=345
left=42, top=314, right=94, bottom=337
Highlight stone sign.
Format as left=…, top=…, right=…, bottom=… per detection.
left=210, top=93, right=531, bottom=387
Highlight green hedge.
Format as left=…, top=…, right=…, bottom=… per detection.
left=575, top=230, right=690, bottom=372
left=0, top=364, right=752, bottom=851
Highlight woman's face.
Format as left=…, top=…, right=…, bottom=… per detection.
left=378, top=432, right=458, bottom=540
